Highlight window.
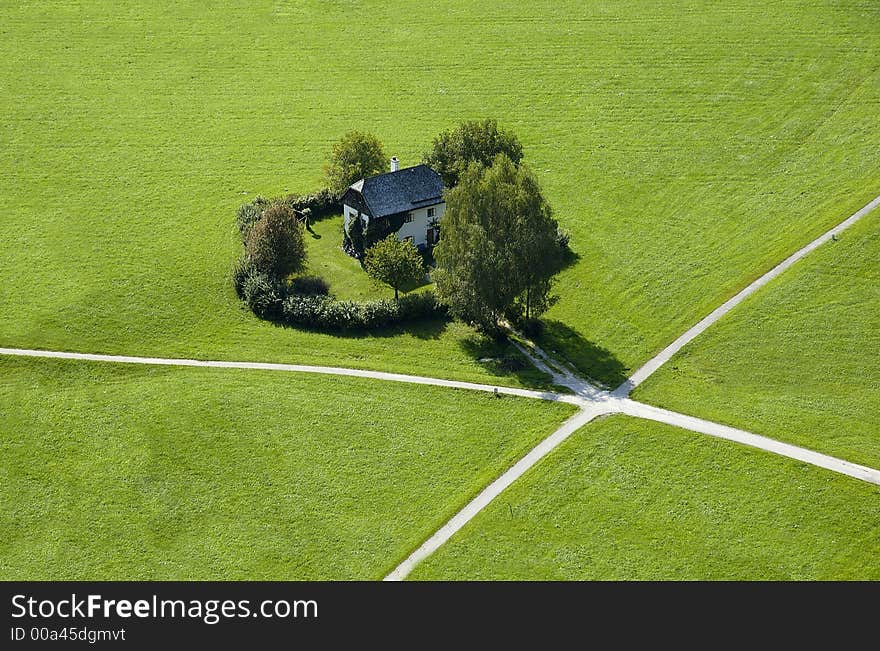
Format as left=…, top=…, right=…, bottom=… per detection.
left=427, top=207, right=436, bottom=219
left=404, top=213, right=414, bottom=223
left=403, top=235, right=414, bottom=243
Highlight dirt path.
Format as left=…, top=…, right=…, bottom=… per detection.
left=0, top=347, right=584, bottom=406
left=617, top=399, right=880, bottom=485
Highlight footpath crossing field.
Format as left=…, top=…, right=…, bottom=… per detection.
left=409, top=416, right=880, bottom=580
left=636, top=213, right=880, bottom=470
left=1, top=1, right=879, bottom=581
left=0, top=356, right=574, bottom=579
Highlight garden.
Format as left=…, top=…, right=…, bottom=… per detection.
left=230, top=121, right=571, bottom=338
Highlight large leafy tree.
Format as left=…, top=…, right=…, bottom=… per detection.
left=245, top=202, right=306, bottom=278
left=423, top=119, right=524, bottom=188
left=364, top=236, right=425, bottom=300
left=325, top=131, right=389, bottom=196
left=434, top=154, right=562, bottom=335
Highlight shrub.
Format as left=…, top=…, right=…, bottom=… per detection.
left=241, top=269, right=284, bottom=320
left=290, top=275, right=330, bottom=296
left=236, top=203, right=263, bottom=242
left=245, top=202, right=307, bottom=278
left=360, top=299, right=398, bottom=329
left=286, top=188, right=339, bottom=220
left=398, top=292, right=445, bottom=320
left=232, top=255, right=259, bottom=299
left=278, top=291, right=445, bottom=331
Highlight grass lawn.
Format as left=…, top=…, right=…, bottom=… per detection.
left=0, top=356, right=575, bottom=580
left=301, top=215, right=383, bottom=301
left=2, top=2, right=879, bottom=386
left=410, top=416, right=880, bottom=580
left=634, top=212, right=880, bottom=469
left=300, top=214, right=432, bottom=302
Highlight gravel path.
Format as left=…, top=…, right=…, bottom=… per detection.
left=0, top=347, right=584, bottom=406
left=617, top=399, right=880, bottom=485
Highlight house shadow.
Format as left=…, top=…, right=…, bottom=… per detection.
left=458, top=334, right=560, bottom=391
left=537, top=319, right=628, bottom=389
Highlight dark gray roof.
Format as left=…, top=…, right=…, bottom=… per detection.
left=347, top=164, right=443, bottom=218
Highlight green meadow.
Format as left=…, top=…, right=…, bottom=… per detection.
left=0, top=357, right=574, bottom=579
left=1, top=1, right=879, bottom=386
left=410, top=416, right=880, bottom=580
left=634, top=213, right=880, bottom=469
left=2, top=1, right=879, bottom=582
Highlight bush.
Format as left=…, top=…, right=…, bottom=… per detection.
left=241, top=269, right=284, bottom=320
left=290, top=275, right=330, bottom=296
left=286, top=188, right=339, bottom=220
left=245, top=202, right=307, bottom=278
left=236, top=202, right=263, bottom=242
left=232, top=255, right=259, bottom=299
left=398, top=292, right=444, bottom=320
left=278, top=291, right=445, bottom=331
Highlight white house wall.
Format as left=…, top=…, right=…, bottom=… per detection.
left=395, top=203, right=445, bottom=247
left=343, top=202, right=446, bottom=248
left=343, top=205, right=360, bottom=232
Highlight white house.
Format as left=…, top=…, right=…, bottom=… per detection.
left=342, top=157, right=446, bottom=250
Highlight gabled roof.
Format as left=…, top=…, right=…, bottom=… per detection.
left=346, top=164, right=443, bottom=218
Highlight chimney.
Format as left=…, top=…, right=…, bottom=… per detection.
left=390, top=156, right=399, bottom=172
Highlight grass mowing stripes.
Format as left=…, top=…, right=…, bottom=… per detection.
left=0, top=357, right=575, bottom=580
left=409, top=416, right=880, bottom=580
left=634, top=212, right=880, bottom=469
left=1, top=2, right=879, bottom=385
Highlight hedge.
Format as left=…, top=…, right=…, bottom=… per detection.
left=281, top=291, right=445, bottom=331
left=237, top=188, right=340, bottom=244
left=233, top=263, right=445, bottom=330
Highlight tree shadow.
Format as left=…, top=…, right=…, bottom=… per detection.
left=399, top=276, right=433, bottom=293
left=554, top=246, right=581, bottom=273
left=458, top=334, right=560, bottom=391
left=537, top=319, right=628, bottom=389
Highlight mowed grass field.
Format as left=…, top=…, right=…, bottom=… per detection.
left=634, top=213, right=880, bottom=469
left=410, top=416, right=880, bottom=580
left=1, top=1, right=879, bottom=386
left=0, top=356, right=574, bottom=580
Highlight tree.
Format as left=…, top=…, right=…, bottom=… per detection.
left=433, top=154, right=562, bottom=335
left=423, top=119, right=524, bottom=188
left=364, top=236, right=425, bottom=300
left=245, top=202, right=306, bottom=278
left=325, top=131, right=389, bottom=196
